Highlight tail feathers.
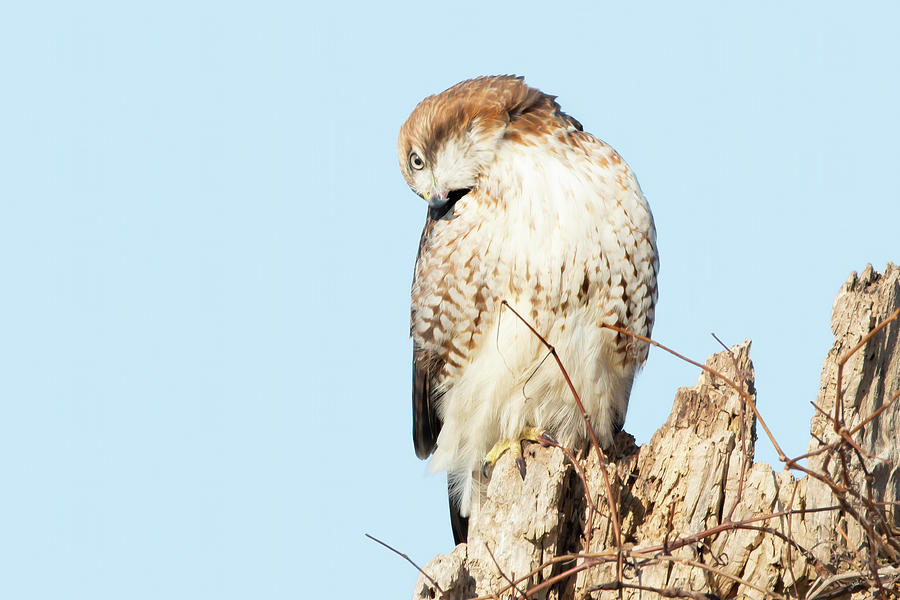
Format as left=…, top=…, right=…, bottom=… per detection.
left=448, top=478, right=469, bottom=544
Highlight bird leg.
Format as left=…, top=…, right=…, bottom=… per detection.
left=480, top=427, right=557, bottom=480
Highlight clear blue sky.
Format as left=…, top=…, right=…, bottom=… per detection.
left=1, top=2, right=898, bottom=598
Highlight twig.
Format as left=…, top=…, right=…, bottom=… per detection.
left=849, top=388, right=900, bottom=437
left=806, top=565, right=900, bottom=600
left=364, top=533, right=443, bottom=594
left=833, top=306, right=900, bottom=431
left=484, top=542, right=526, bottom=599
left=598, top=323, right=788, bottom=464
left=471, top=554, right=583, bottom=599
left=498, top=559, right=597, bottom=599
left=588, top=580, right=720, bottom=599
left=500, top=301, right=625, bottom=582
left=634, top=505, right=842, bottom=560
left=538, top=434, right=598, bottom=550
left=610, top=551, right=788, bottom=599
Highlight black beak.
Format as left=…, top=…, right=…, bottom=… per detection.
left=428, top=188, right=471, bottom=220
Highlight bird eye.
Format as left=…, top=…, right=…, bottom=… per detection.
left=409, top=152, right=425, bottom=171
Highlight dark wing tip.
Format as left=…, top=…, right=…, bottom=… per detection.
left=448, top=480, right=469, bottom=544
left=412, top=354, right=441, bottom=458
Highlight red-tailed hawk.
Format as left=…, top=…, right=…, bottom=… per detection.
left=398, top=76, right=658, bottom=544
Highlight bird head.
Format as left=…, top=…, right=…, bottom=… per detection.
left=398, top=75, right=547, bottom=220
left=397, top=128, right=481, bottom=221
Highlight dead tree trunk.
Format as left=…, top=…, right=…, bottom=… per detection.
left=412, top=264, right=900, bottom=600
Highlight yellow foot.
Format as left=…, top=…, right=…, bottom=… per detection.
left=480, top=426, right=558, bottom=479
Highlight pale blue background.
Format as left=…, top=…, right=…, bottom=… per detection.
left=1, top=2, right=898, bottom=598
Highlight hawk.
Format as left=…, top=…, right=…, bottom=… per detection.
left=398, top=76, right=658, bottom=544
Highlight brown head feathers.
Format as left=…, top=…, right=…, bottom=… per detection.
left=398, top=76, right=582, bottom=175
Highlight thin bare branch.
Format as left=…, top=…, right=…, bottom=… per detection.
left=833, top=305, right=900, bottom=430
left=501, top=301, right=624, bottom=579
left=598, top=322, right=788, bottom=463
left=365, top=533, right=444, bottom=594
left=484, top=542, right=527, bottom=599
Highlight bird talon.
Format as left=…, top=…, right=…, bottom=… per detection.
left=480, top=427, right=553, bottom=480
left=515, top=456, right=527, bottom=479
left=539, top=430, right=558, bottom=447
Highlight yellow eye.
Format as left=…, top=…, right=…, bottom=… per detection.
left=409, top=152, right=425, bottom=171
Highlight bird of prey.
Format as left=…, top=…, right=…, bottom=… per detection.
left=398, top=76, right=658, bottom=544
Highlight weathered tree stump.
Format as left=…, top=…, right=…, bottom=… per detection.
left=413, top=264, right=900, bottom=599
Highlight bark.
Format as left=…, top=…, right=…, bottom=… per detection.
left=413, top=264, right=900, bottom=600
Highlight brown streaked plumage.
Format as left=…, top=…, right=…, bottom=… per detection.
left=399, top=76, right=658, bottom=545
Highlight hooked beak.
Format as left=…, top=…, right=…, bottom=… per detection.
left=427, top=187, right=451, bottom=220
left=427, top=188, right=450, bottom=209
left=426, top=187, right=471, bottom=221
